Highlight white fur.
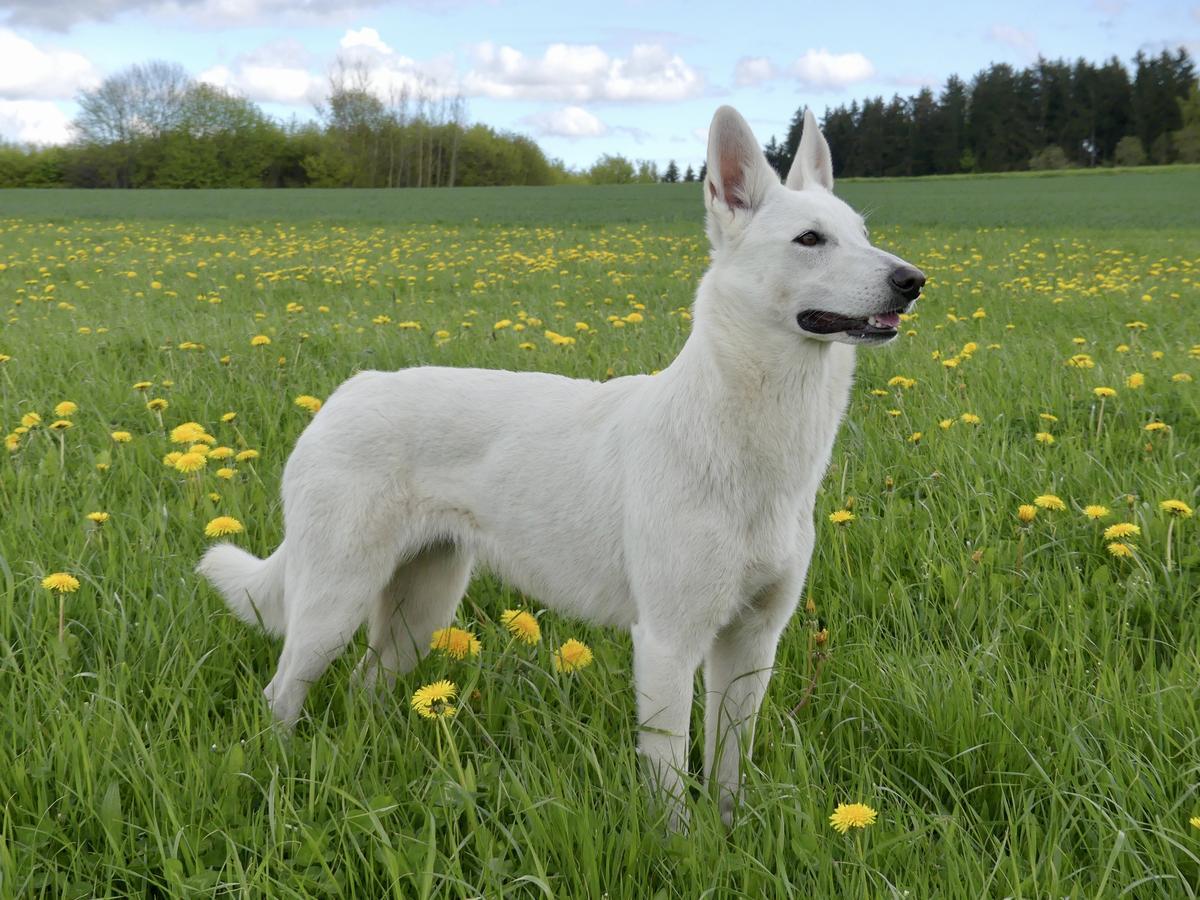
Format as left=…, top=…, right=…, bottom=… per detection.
left=198, top=105, right=922, bottom=826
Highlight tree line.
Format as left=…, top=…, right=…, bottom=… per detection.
left=759, top=48, right=1198, bottom=178
left=0, top=60, right=565, bottom=189
left=1, top=48, right=1196, bottom=188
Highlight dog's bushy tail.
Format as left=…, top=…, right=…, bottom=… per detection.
left=197, top=541, right=287, bottom=636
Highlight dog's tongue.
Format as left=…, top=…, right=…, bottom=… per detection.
left=872, top=311, right=901, bottom=329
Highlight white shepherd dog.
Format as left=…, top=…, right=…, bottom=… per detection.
left=199, top=105, right=925, bottom=825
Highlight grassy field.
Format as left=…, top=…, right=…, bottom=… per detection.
left=3, top=164, right=1199, bottom=228
left=0, top=169, right=1198, bottom=898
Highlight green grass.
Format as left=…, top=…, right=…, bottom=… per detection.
left=1, top=171, right=1199, bottom=897
left=3, top=163, right=1199, bottom=228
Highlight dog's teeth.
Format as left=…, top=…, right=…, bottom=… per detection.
left=867, top=316, right=880, bottom=328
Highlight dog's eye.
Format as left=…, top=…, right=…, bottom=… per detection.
left=793, top=231, right=822, bottom=247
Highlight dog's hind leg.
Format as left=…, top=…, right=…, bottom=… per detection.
left=262, top=532, right=397, bottom=726
left=354, top=540, right=474, bottom=694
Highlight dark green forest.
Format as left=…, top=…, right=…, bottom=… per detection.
left=0, top=48, right=1196, bottom=189
left=764, top=49, right=1198, bottom=177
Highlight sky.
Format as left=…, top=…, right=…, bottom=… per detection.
left=0, top=0, right=1197, bottom=171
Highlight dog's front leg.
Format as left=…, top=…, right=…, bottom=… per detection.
left=704, top=573, right=803, bottom=825
left=632, top=621, right=700, bottom=830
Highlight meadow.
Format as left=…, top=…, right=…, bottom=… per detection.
left=0, top=168, right=1198, bottom=898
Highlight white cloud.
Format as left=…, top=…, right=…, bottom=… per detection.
left=197, top=39, right=326, bottom=105
left=522, top=105, right=607, bottom=138
left=331, top=28, right=460, bottom=102
left=0, top=99, right=73, bottom=143
left=340, top=26, right=392, bottom=54
left=790, top=49, right=875, bottom=89
left=463, top=42, right=704, bottom=102
left=986, top=24, right=1038, bottom=58
left=0, top=0, right=451, bottom=31
left=0, top=29, right=98, bottom=100
left=200, top=60, right=323, bottom=105
left=733, top=56, right=777, bottom=88
left=238, top=63, right=324, bottom=104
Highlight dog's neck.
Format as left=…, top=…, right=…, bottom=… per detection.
left=652, top=268, right=857, bottom=501
left=678, top=267, right=856, bottom=411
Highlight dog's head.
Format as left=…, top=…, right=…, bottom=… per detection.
left=703, top=105, right=924, bottom=346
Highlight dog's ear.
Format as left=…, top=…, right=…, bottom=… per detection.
left=705, top=106, right=777, bottom=217
left=785, top=108, right=834, bottom=192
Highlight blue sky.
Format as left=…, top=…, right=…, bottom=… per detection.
left=0, top=0, right=1196, bottom=170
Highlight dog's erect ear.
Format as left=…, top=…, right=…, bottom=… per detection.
left=785, top=108, right=834, bottom=192
left=705, top=106, right=777, bottom=215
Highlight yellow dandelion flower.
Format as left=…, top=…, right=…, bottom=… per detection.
left=48, top=419, right=72, bottom=431
left=829, top=509, right=855, bottom=525
left=554, top=638, right=594, bottom=673
left=1126, top=372, right=1144, bottom=389
left=54, top=401, right=78, bottom=417
left=1039, top=413, right=1058, bottom=423
left=111, top=431, right=132, bottom=443
left=829, top=803, right=877, bottom=834
left=1083, top=505, right=1109, bottom=520
left=1159, top=500, right=1193, bottom=519
left=1103, top=523, right=1141, bottom=540
left=221, top=411, right=237, bottom=422
left=1106, top=541, right=1134, bottom=558
left=294, top=395, right=323, bottom=413
left=20, top=412, right=41, bottom=428
left=1034, top=494, right=1066, bottom=511
left=500, top=609, right=541, bottom=644
left=493, top=319, right=513, bottom=330
left=1143, top=422, right=1169, bottom=432
left=170, top=422, right=209, bottom=444
left=411, top=680, right=457, bottom=719
left=1171, top=373, right=1193, bottom=383
left=208, top=446, right=234, bottom=460
left=42, top=572, right=80, bottom=593
left=250, top=334, right=271, bottom=347
left=430, top=626, right=482, bottom=659
left=1191, top=816, right=1200, bottom=830
left=4, top=433, right=19, bottom=452
left=908, top=432, right=922, bottom=443
left=1093, top=386, right=1116, bottom=399
left=132, top=381, right=152, bottom=391
left=174, top=452, right=207, bottom=474
left=1035, top=432, right=1055, bottom=444
left=959, top=413, right=981, bottom=425
left=204, top=516, right=244, bottom=538
left=216, top=467, right=236, bottom=480
left=939, top=418, right=954, bottom=430
left=146, top=398, right=168, bottom=411
left=235, top=449, right=259, bottom=462
left=86, top=511, right=109, bottom=524
left=1017, top=504, right=1037, bottom=524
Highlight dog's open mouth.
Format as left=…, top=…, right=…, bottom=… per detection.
left=796, top=309, right=901, bottom=340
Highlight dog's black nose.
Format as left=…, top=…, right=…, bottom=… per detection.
left=890, top=265, right=926, bottom=300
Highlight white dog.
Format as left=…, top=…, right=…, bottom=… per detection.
left=199, top=105, right=924, bottom=824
